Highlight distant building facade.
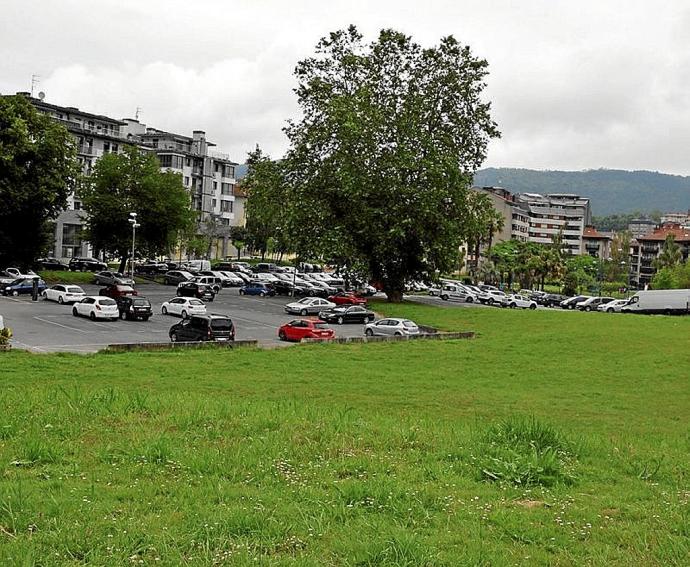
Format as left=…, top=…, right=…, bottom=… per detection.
left=582, top=226, right=612, bottom=259
left=5, top=91, right=241, bottom=261
left=628, top=217, right=657, bottom=239
left=660, top=210, right=690, bottom=228
left=630, top=223, right=690, bottom=286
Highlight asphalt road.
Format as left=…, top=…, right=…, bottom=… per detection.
left=0, top=283, right=373, bottom=353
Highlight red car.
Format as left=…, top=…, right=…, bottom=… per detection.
left=278, top=319, right=335, bottom=342
left=328, top=292, right=367, bottom=306
left=99, top=285, right=138, bottom=298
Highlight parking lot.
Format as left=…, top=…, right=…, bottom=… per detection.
left=0, top=283, right=371, bottom=353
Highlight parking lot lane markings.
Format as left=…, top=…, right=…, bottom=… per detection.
left=33, top=316, right=89, bottom=334
left=226, top=314, right=277, bottom=328
left=11, top=341, right=47, bottom=353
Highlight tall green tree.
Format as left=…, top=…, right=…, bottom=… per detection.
left=78, top=146, right=194, bottom=270
left=653, top=235, right=682, bottom=270
left=0, top=95, right=81, bottom=267
left=241, top=146, right=289, bottom=261
left=283, top=26, right=500, bottom=301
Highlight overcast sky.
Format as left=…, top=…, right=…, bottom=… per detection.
left=2, top=1, right=690, bottom=174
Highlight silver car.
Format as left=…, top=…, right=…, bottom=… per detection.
left=364, top=318, right=420, bottom=337
left=94, top=271, right=135, bottom=286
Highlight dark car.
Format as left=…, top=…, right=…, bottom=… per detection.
left=169, top=314, right=235, bottom=343
left=35, top=257, right=69, bottom=271
left=136, top=262, right=168, bottom=276
left=164, top=270, right=194, bottom=286
left=541, top=293, right=567, bottom=307
left=272, top=280, right=309, bottom=296
left=2, top=277, right=47, bottom=296
left=239, top=282, right=275, bottom=297
left=99, top=285, right=138, bottom=299
left=68, top=257, right=108, bottom=272
left=177, top=281, right=215, bottom=301
left=116, top=295, right=153, bottom=321
left=319, top=305, right=375, bottom=324
left=253, top=263, right=279, bottom=273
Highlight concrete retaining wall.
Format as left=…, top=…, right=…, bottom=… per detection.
left=301, top=331, right=474, bottom=345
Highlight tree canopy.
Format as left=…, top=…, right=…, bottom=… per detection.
left=282, top=26, right=500, bottom=300
left=78, top=146, right=194, bottom=268
left=0, top=95, right=80, bottom=267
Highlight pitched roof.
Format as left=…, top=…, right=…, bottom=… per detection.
left=582, top=226, right=611, bottom=240
left=637, top=223, right=690, bottom=242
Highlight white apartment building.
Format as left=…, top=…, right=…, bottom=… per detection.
left=514, top=193, right=592, bottom=255
left=7, top=92, right=243, bottom=260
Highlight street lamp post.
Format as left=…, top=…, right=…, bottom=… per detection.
left=128, top=212, right=140, bottom=279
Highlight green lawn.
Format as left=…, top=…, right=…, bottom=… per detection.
left=0, top=304, right=688, bottom=565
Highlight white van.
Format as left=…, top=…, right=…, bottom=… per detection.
left=440, top=283, right=476, bottom=303
left=621, top=289, right=690, bottom=315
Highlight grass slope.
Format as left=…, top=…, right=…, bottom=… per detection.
left=0, top=304, right=688, bottom=565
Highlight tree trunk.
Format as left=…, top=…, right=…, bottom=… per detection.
left=385, top=289, right=404, bottom=302
left=118, top=255, right=127, bottom=274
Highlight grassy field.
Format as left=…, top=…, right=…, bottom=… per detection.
left=38, top=271, right=157, bottom=285
left=0, top=304, right=688, bottom=565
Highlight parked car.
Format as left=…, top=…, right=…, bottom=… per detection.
left=272, top=280, right=308, bottom=296
left=116, top=295, right=153, bottom=321
left=136, top=262, right=168, bottom=275
left=364, top=318, right=420, bottom=337
left=560, top=295, right=590, bottom=310
left=42, top=284, right=86, bottom=304
left=35, top=257, right=69, bottom=271
left=182, top=260, right=211, bottom=274
left=198, top=271, right=234, bottom=288
left=177, top=281, right=215, bottom=301
left=284, top=297, right=336, bottom=315
left=72, top=296, right=119, bottom=320
left=161, top=297, right=208, bottom=318
left=254, top=262, right=280, bottom=273
left=2, top=277, right=47, bottom=296
left=464, top=284, right=491, bottom=303
left=484, top=289, right=507, bottom=306
left=621, top=289, right=690, bottom=315
left=94, top=271, right=135, bottom=286
left=3, top=267, right=37, bottom=279
left=68, top=257, right=107, bottom=272
left=164, top=270, right=194, bottom=286
left=319, top=305, right=375, bottom=324
left=216, top=271, right=245, bottom=287
left=169, top=314, right=235, bottom=342
left=278, top=319, right=335, bottom=342
left=501, top=294, right=538, bottom=309
left=99, top=285, right=138, bottom=299
left=576, top=296, right=615, bottom=311
left=540, top=293, right=567, bottom=308
left=239, top=282, right=275, bottom=297
left=440, top=283, right=476, bottom=303
left=328, top=292, right=367, bottom=306
left=598, top=298, right=629, bottom=313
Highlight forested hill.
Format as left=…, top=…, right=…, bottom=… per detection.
left=473, top=168, right=690, bottom=215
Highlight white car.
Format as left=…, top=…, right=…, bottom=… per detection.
left=216, top=271, right=245, bottom=286
left=285, top=297, right=336, bottom=315
left=3, top=267, right=37, bottom=279
left=501, top=294, right=537, bottom=309
left=485, top=289, right=507, bottom=305
left=161, top=297, right=208, bottom=318
left=72, top=296, right=119, bottom=320
left=364, top=318, right=420, bottom=337
left=597, top=298, right=629, bottom=313
left=42, top=284, right=86, bottom=304
left=440, top=284, right=476, bottom=303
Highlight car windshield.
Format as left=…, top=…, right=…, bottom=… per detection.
left=113, top=273, right=125, bottom=277
left=189, top=299, right=204, bottom=306
left=297, top=298, right=311, bottom=304
left=99, top=298, right=116, bottom=306
left=66, top=286, right=84, bottom=293
left=210, top=319, right=233, bottom=330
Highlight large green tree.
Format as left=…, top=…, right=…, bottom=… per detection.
left=283, top=26, right=500, bottom=301
left=653, top=235, right=683, bottom=270
left=78, top=146, right=194, bottom=270
left=0, top=95, right=80, bottom=267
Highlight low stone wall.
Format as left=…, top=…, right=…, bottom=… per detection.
left=301, top=331, right=474, bottom=345
left=104, top=339, right=258, bottom=353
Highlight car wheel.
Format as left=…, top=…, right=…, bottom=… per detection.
left=11, top=291, right=19, bottom=297
left=120, top=311, right=126, bottom=320
left=72, top=307, right=78, bottom=317
left=529, top=304, right=537, bottom=310
left=170, top=332, right=178, bottom=342
left=584, top=306, right=591, bottom=312
left=162, top=306, right=168, bottom=315
left=509, top=303, right=516, bottom=309
left=395, top=331, right=403, bottom=336
left=260, top=291, right=266, bottom=297
left=365, top=328, right=374, bottom=336
left=142, top=316, right=150, bottom=322
left=441, top=294, right=449, bottom=301
left=57, top=295, right=64, bottom=304
left=89, top=312, right=96, bottom=321
left=239, top=289, right=245, bottom=295
left=41, top=291, right=48, bottom=300
left=181, top=310, right=188, bottom=319
left=607, top=307, right=614, bottom=313
left=278, top=330, right=287, bottom=341
left=488, top=298, right=494, bottom=305
left=300, top=308, right=308, bottom=316
left=337, top=316, right=344, bottom=325
left=466, top=296, right=473, bottom=303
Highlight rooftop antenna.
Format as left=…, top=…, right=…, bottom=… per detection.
left=135, top=107, right=142, bottom=120
left=31, top=74, right=40, bottom=97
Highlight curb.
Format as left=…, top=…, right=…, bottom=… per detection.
left=104, top=339, right=258, bottom=353
left=301, top=331, right=474, bottom=345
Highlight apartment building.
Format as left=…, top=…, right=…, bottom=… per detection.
left=630, top=223, right=690, bottom=286
left=7, top=92, right=241, bottom=260
left=660, top=211, right=690, bottom=228
left=581, top=226, right=612, bottom=259
left=628, top=217, right=657, bottom=239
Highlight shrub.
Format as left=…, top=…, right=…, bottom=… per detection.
left=477, top=416, right=579, bottom=487
left=0, top=326, right=12, bottom=345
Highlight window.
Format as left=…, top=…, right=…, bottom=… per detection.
left=112, top=144, right=118, bottom=153
left=184, top=177, right=190, bottom=186
left=103, top=142, right=110, bottom=153
left=221, top=183, right=233, bottom=195
left=213, top=181, right=218, bottom=191
left=212, top=199, right=217, bottom=209
left=220, top=200, right=233, bottom=213
left=73, top=201, right=82, bottom=211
